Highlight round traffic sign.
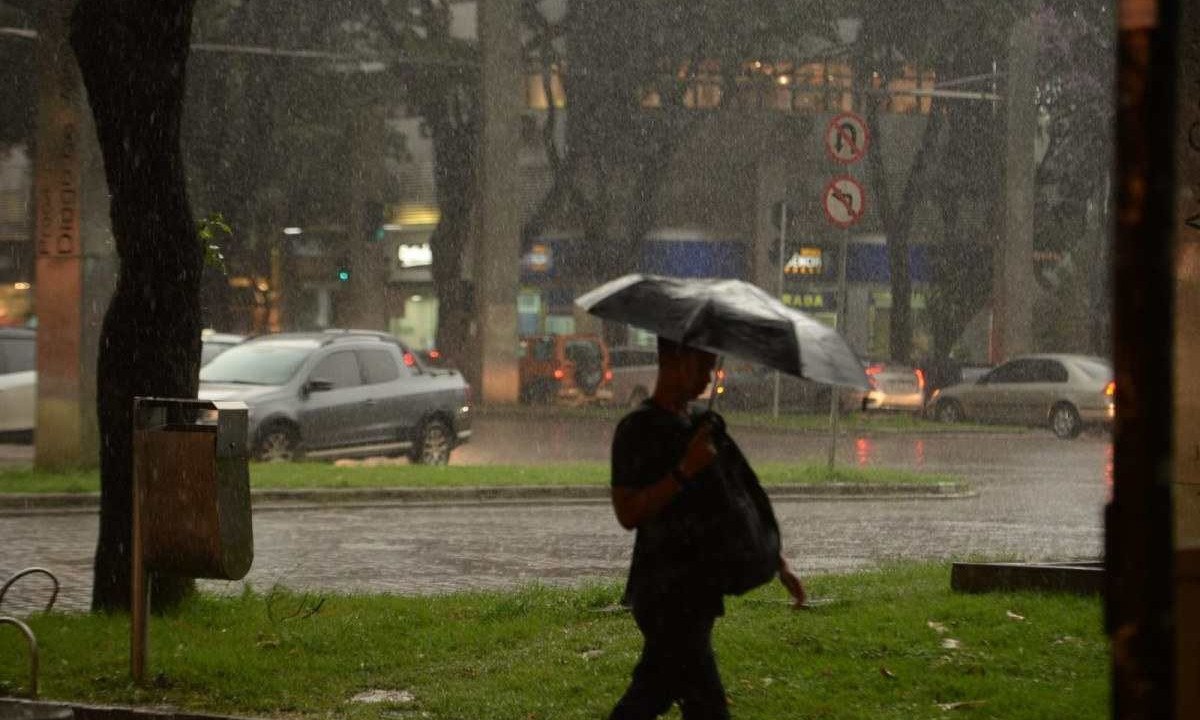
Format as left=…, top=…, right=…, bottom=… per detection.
left=822, top=176, right=866, bottom=228
left=824, top=112, right=869, bottom=164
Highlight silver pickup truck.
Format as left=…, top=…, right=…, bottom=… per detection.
left=199, top=330, right=471, bottom=464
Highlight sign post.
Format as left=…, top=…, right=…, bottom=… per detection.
left=771, top=201, right=791, bottom=418
left=820, top=115, right=868, bottom=471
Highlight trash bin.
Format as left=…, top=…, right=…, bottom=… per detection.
left=133, top=397, right=253, bottom=580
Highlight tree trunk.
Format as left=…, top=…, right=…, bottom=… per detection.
left=71, top=0, right=202, bottom=612
left=865, top=96, right=944, bottom=364
left=424, top=99, right=478, bottom=367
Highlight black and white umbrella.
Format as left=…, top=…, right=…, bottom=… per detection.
left=576, top=274, right=868, bottom=390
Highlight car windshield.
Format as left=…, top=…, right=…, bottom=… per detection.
left=200, top=342, right=235, bottom=366
left=1072, top=358, right=1113, bottom=381
left=199, top=340, right=318, bottom=385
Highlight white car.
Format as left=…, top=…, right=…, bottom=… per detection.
left=0, top=328, right=35, bottom=438
left=0, top=330, right=245, bottom=440
left=0, top=369, right=35, bottom=437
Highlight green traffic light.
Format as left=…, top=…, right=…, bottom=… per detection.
left=337, top=269, right=350, bottom=282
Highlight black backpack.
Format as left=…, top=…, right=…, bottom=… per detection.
left=637, top=410, right=781, bottom=597
left=696, top=411, right=783, bottom=595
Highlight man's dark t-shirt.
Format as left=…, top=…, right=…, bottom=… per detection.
left=611, top=400, right=724, bottom=615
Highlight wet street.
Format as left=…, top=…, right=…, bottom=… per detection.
left=0, top=414, right=1109, bottom=613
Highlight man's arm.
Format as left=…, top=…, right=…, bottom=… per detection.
left=611, top=423, right=715, bottom=530
left=778, top=554, right=807, bottom=609
left=611, top=476, right=683, bottom=530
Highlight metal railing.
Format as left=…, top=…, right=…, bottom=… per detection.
left=0, top=566, right=57, bottom=700
left=0, top=568, right=59, bottom=614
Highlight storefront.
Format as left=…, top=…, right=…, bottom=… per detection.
left=518, top=231, right=748, bottom=341
left=780, top=234, right=931, bottom=359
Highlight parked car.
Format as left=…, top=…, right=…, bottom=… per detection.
left=199, top=329, right=472, bottom=463
left=518, top=333, right=612, bottom=404
left=0, top=330, right=251, bottom=440
left=607, top=345, right=659, bottom=407
left=713, top=359, right=838, bottom=413
left=0, top=328, right=36, bottom=438
left=856, top=360, right=925, bottom=413
left=926, top=353, right=1114, bottom=439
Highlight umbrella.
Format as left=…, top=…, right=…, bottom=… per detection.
left=575, top=274, right=869, bottom=390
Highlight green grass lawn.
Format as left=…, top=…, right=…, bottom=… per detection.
left=0, top=565, right=1106, bottom=720
left=480, top=403, right=1023, bottom=435
left=0, top=462, right=960, bottom=495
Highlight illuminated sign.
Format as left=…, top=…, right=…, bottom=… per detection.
left=522, top=242, right=553, bottom=273
left=784, top=247, right=824, bottom=275
left=781, top=292, right=834, bottom=310
left=397, top=243, right=433, bottom=268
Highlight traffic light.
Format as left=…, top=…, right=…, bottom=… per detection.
left=336, top=255, right=351, bottom=282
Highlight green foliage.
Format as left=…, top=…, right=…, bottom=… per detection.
left=0, top=461, right=960, bottom=494
left=196, top=212, right=232, bottom=273
left=1034, top=0, right=1114, bottom=211
left=0, top=565, right=1106, bottom=719
left=0, top=5, right=34, bottom=149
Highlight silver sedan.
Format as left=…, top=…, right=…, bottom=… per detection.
left=926, top=353, right=1114, bottom=439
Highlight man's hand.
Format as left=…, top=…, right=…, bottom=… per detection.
left=779, top=556, right=806, bottom=610
left=678, top=422, right=717, bottom=479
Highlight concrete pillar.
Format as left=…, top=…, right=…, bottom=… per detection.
left=474, top=0, right=522, bottom=403
left=341, top=103, right=389, bottom=330
left=33, top=0, right=115, bottom=469
left=990, top=17, right=1038, bottom=363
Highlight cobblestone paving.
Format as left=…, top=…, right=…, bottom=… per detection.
left=0, top=420, right=1108, bottom=615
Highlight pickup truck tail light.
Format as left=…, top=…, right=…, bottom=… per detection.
left=1105, top=381, right=1115, bottom=397
left=915, top=368, right=926, bottom=392
left=553, top=368, right=566, bottom=380
left=403, top=352, right=416, bottom=367
left=604, top=369, right=613, bottom=382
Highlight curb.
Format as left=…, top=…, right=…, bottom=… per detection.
left=0, top=482, right=972, bottom=515
left=0, top=699, right=255, bottom=720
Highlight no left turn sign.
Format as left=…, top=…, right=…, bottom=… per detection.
left=824, top=112, right=869, bottom=164
left=822, top=176, right=866, bottom=228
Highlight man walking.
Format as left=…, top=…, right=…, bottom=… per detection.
left=608, top=337, right=806, bottom=720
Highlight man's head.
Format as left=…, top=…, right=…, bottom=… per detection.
left=656, top=337, right=717, bottom=403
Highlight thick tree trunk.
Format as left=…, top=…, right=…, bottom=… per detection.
left=865, top=97, right=944, bottom=364
left=71, top=0, right=202, bottom=612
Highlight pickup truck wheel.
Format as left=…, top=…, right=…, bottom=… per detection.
left=256, top=423, right=300, bottom=462
left=411, top=419, right=452, bottom=465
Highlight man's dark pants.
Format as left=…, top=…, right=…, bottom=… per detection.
left=608, top=595, right=729, bottom=720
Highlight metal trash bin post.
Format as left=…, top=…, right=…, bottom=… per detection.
left=131, top=398, right=253, bottom=683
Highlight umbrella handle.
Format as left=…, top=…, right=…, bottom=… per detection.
left=707, top=356, right=724, bottom=414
